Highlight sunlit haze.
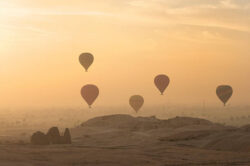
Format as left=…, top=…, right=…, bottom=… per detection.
left=0, top=0, right=250, bottom=109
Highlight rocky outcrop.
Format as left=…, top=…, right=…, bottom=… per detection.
left=63, top=128, right=72, bottom=144
left=31, top=127, right=72, bottom=145
left=31, top=131, right=49, bottom=145
left=46, top=127, right=61, bottom=144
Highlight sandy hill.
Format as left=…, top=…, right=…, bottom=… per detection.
left=70, top=114, right=250, bottom=152
left=80, top=114, right=217, bottom=129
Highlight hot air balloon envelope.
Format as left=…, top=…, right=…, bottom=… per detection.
left=129, top=95, right=144, bottom=112
left=81, top=84, right=99, bottom=108
left=154, top=74, right=170, bottom=95
left=216, top=85, right=233, bottom=106
left=79, top=53, right=94, bottom=72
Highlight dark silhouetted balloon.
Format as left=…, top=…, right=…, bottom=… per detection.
left=216, top=85, right=233, bottom=106
left=129, top=95, right=144, bottom=113
left=81, top=84, right=99, bottom=108
left=79, top=53, right=94, bottom=72
left=154, top=74, right=170, bottom=95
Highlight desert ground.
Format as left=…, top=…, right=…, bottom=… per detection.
left=1, top=111, right=250, bottom=166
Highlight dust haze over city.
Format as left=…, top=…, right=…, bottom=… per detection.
left=0, top=0, right=250, bottom=165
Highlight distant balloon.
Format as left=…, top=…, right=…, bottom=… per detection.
left=79, top=53, right=94, bottom=72
left=81, top=84, right=99, bottom=108
left=129, top=95, right=144, bottom=113
left=154, top=74, right=170, bottom=95
left=216, top=85, right=233, bottom=106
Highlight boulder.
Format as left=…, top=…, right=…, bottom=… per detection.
left=31, top=131, right=49, bottom=145
left=31, top=127, right=72, bottom=145
left=46, top=127, right=61, bottom=144
left=63, top=128, right=72, bottom=144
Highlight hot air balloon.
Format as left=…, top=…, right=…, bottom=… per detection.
left=129, top=95, right=144, bottom=113
left=81, top=84, right=99, bottom=108
left=216, top=85, right=233, bottom=106
left=79, top=53, right=94, bottom=72
left=154, top=74, right=170, bottom=95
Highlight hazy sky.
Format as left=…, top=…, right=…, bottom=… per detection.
left=0, top=0, right=250, bottom=109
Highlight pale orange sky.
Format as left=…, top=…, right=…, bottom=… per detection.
left=0, top=0, right=250, bottom=109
